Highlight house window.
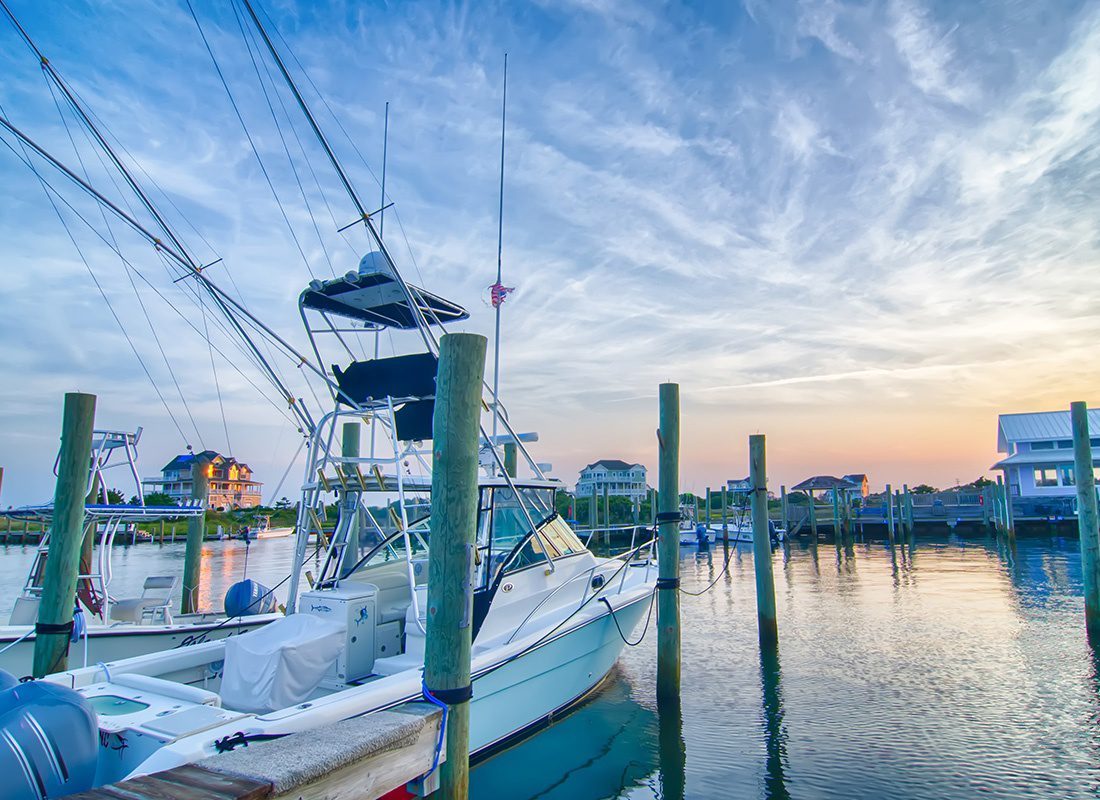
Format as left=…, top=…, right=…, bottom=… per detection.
left=1092, top=438, right=1100, bottom=447
left=1058, top=440, right=1073, bottom=449
left=1032, top=441, right=1055, bottom=451
left=1033, top=466, right=1058, bottom=487
left=1059, top=465, right=1075, bottom=486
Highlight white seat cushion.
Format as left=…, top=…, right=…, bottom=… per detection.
left=112, top=673, right=221, bottom=706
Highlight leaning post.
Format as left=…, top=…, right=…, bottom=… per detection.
left=424, top=333, right=487, bottom=800
left=1071, top=402, right=1100, bottom=644
left=32, top=392, right=96, bottom=678
left=181, top=453, right=211, bottom=614
left=750, top=435, right=778, bottom=645
left=656, top=383, right=681, bottom=704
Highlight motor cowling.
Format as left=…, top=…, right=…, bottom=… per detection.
left=0, top=670, right=98, bottom=798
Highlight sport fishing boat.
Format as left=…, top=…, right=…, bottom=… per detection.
left=0, top=427, right=280, bottom=677
left=43, top=257, right=657, bottom=788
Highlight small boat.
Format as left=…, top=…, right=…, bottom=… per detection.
left=0, top=428, right=280, bottom=677
left=679, top=519, right=786, bottom=547
left=254, top=515, right=294, bottom=539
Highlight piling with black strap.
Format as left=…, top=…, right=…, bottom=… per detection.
left=1071, top=402, right=1100, bottom=644
left=181, top=453, right=211, bottom=615
left=424, top=332, right=487, bottom=799
left=32, top=392, right=96, bottom=678
left=656, top=383, right=681, bottom=704
left=750, top=434, right=778, bottom=645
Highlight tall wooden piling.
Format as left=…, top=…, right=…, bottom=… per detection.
left=181, top=453, right=211, bottom=615
left=902, top=484, right=914, bottom=536
left=721, top=488, right=729, bottom=551
left=750, top=435, right=778, bottom=645
left=424, top=333, right=487, bottom=800
left=994, top=476, right=1005, bottom=533
left=503, top=441, right=517, bottom=479
left=656, top=383, right=681, bottom=704
left=1071, top=401, right=1100, bottom=644
left=603, top=484, right=610, bottom=540
left=32, top=392, right=96, bottom=678
left=591, top=485, right=599, bottom=533
left=704, top=487, right=711, bottom=526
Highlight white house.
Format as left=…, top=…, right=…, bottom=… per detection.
left=992, top=409, right=1100, bottom=500
left=576, top=460, right=648, bottom=500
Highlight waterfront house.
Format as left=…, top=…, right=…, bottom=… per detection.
left=726, top=477, right=751, bottom=494
left=576, top=459, right=648, bottom=500
left=792, top=475, right=859, bottom=501
left=143, top=450, right=263, bottom=510
left=992, top=409, right=1100, bottom=501
left=841, top=474, right=870, bottom=498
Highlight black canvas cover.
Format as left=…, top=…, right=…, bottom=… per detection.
left=333, top=353, right=438, bottom=406
left=394, top=399, right=435, bottom=442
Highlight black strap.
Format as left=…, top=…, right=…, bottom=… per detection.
left=35, top=621, right=74, bottom=635
left=656, top=577, right=680, bottom=590
left=214, top=731, right=288, bottom=753
left=655, top=511, right=681, bottom=523
left=426, top=684, right=473, bottom=705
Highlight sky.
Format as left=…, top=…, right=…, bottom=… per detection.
left=0, top=0, right=1098, bottom=505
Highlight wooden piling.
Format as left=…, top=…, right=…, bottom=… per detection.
left=503, top=441, right=517, bottom=479
left=424, top=332, right=487, bottom=800
left=994, top=476, right=1005, bottom=533
left=780, top=486, right=788, bottom=533
left=885, top=483, right=895, bottom=544
left=750, top=434, right=778, bottom=645
left=603, top=484, right=610, bottom=544
left=1071, top=401, right=1100, bottom=644
left=1002, top=471, right=1016, bottom=543
left=721, top=488, right=729, bottom=550
left=656, top=383, right=681, bottom=704
left=181, top=454, right=211, bottom=615
left=808, top=490, right=818, bottom=541
left=902, top=484, right=913, bottom=536
left=831, top=489, right=841, bottom=539
left=704, top=487, right=711, bottom=526
left=32, top=392, right=96, bottom=678
left=591, top=485, right=598, bottom=534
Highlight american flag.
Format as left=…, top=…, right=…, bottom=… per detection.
left=489, top=282, right=515, bottom=308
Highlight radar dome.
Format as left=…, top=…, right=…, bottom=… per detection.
left=358, top=251, right=394, bottom=277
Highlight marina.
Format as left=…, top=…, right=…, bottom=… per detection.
left=1, top=1, right=1099, bottom=799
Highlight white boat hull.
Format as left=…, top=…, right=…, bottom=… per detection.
left=0, top=614, right=278, bottom=677
left=678, top=524, right=785, bottom=546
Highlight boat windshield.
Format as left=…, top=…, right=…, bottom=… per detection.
left=342, top=485, right=583, bottom=587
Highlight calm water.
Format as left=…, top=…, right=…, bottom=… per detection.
left=473, top=534, right=1100, bottom=800
left=2, top=534, right=1096, bottom=798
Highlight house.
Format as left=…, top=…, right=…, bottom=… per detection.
left=576, top=460, right=647, bottom=500
left=992, top=409, right=1100, bottom=500
left=726, top=477, right=751, bottom=493
left=841, top=474, right=869, bottom=498
left=143, top=450, right=263, bottom=510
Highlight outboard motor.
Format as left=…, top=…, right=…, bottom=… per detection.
left=0, top=670, right=98, bottom=799
left=695, top=523, right=709, bottom=551
left=225, top=579, right=278, bottom=617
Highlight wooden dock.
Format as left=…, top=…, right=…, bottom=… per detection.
left=63, top=705, right=442, bottom=800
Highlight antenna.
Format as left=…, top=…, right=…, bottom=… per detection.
left=491, top=53, right=508, bottom=445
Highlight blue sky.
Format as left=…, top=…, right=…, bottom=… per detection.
left=1, top=0, right=1099, bottom=504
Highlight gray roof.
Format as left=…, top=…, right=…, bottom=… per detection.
left=841, top=473, right=867, bottom=484
left=582, top=459, right=643, bottom=472
left=997, top=409, right=1100, bottom=452
left=791, top=475, right=858, bottom=491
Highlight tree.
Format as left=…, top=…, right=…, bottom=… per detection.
left=910, top=484, right=938, bottom=494
left=106, top=488, right=125, bottom=504
left=143, top=491, right=177, bottom=507
left=970, top=476, right=994, bottom=489
left=274, top=496, right=292, bottom=510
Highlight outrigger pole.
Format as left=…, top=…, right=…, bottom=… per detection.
left=491, top=54, right=508, bottom=443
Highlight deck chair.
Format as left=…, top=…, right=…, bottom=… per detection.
left=110, top=576, right=177, bottom=625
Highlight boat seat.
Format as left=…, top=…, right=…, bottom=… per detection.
left=111, top=673, right=221, bottom=707
left=110, top=576, right=176, bottom=625
left=372, top=586, right=426, bottom=677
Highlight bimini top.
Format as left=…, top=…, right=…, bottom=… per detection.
left=301, top=252, right=469, bottom=330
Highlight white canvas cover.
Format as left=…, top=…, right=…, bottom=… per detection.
left=221, top=614, right=345, bottom=714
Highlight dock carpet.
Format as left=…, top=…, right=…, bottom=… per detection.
left=200, top=705, right=441, bottom=798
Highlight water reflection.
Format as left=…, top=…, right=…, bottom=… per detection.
left=471, top=670, right=658, bottom=800
left=759, top=643, right=789, bottom=800
left=657, top=696, right=685, bottom=800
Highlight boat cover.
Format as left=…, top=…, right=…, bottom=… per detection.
left=301, top=252, right=468, bottom=329
left=221, top=614, right=345, bottom=714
